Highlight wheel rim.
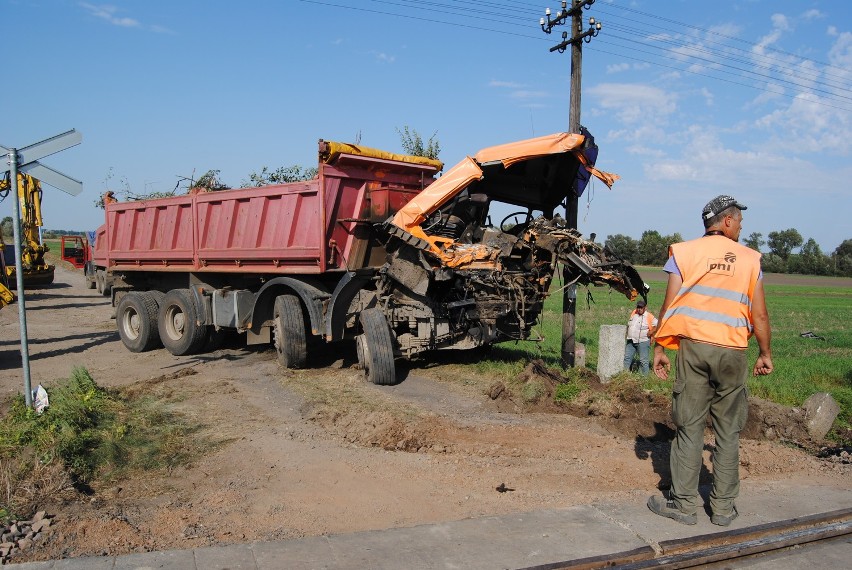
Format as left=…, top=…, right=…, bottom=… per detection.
left=356, top=334, right=370, bottom=376
left=122, top=308, right=140, bottom=340
left=273, top=312, right=283, bottom=356
left=164, top=306, right=186, bottom=341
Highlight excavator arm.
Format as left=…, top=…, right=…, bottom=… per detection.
left=0, top=172, right=55, bottom=288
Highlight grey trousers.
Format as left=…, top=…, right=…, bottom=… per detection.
left=669, top=339, right=749, bottom=516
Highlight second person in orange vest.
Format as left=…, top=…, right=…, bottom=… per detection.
left=624, top=299, right=657, bottom=374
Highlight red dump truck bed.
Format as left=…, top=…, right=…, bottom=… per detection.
left=94, top=143, right=441, bottom=275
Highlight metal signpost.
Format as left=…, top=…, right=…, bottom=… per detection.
left=1, top=130, right=82, bottom=406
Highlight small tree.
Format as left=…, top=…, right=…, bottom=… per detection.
left=761, top=253, right=786, bottom=274
left=192, top=170, right=230, bottom=192
left=795, top=238, right=831, bottom=275
left=636, top=230, right=670, bottom=265
left=0, top=216, right=12, bottom=243
left=767, top=228, right=803, bottom=261
left=604, top=234, right=638, bottom=263
left=744, top=231, right=765, bottom=252
left=832, top=239, right=852, bottom=277
left=397, top=126, right=441, bottom=159
left=241, top=165, right=318, bottom=188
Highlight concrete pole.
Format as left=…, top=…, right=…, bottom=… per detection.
left=7, top=150, right=33, bottom=407
left=561, top=1, right=583, bottom=368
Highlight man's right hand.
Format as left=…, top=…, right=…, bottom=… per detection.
left=754, top=354, right=773, bottom=376
left=653, top=345, right=670, bottom=380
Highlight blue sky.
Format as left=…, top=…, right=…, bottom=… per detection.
left=3, top=0, right=850, bottom=254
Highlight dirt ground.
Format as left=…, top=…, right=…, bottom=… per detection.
left=0, top=265, right=849, bottom=564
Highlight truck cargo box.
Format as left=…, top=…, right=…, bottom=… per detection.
left=96, top=141, right=441, bottom=275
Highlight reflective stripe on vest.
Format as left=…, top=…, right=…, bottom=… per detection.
left=655, top=236, right=760, bottom=350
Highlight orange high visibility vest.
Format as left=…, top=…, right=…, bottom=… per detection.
left=654, top=235, right=761, bottom=350
left=629, top=309, right=655, bottom=331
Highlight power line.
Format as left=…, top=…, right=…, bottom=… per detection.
left=298, top=0, right=852, bottom=112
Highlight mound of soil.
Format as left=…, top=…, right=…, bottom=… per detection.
left=498, top=359, right=831, bottom=448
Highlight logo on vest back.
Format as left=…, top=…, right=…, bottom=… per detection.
left=707, top=252, right=736, bottom=276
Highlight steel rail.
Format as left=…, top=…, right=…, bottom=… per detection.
left=521, top=507, right=852, bottom=570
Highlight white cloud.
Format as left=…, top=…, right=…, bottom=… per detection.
left=802, top=9, right=823, bottom=22
left=828, top=31, right=852, bottom=71
left=510, top=90, right=548, bottom=100
left=79, top=2, right=172, bottom=33
left=373, top=52, right=395, bottom=63
left=754, top=93, right=851, bottom=155
left=80, top=3, right=140, bottom=28
left=606, top=63, right=630, bottom=74
left=489, top=80, right=523, bottom=88
left=753, top=13, right=790, bottom=56
left=587, top=83, right=677, bottom=125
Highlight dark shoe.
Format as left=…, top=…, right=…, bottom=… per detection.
left=711, top=506, right=739, bottom=526
left=647, top=495, right=697, bottom=525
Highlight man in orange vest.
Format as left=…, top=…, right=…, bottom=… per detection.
left=624, top=299, right=657, bottom=374
left=647, top=195, right=773, bottom=527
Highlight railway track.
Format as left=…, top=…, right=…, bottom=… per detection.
left=522, top=507, right=852, bottom=570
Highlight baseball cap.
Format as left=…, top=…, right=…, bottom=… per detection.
left=636, top=299, right=646, bottom=307
left=702, top=195, right=747, bottom=220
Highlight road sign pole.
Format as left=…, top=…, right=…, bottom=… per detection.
left=2, top=129, right=82, bottom=407
left=7, top=149, right=33, bottom=407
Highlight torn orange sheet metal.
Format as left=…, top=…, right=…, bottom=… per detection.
left=473, top=131, right=585, bottom=168
left=389, top=132, right=619, bottom=266
left=436, top=243, right=502, bottom=270
left=390, top=156, right=484, bottom=240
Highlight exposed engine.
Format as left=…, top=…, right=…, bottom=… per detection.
left=376, top=213, right=646, bottom=358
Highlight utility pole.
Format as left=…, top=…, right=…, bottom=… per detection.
left=540, top=1, right=602, bottom=368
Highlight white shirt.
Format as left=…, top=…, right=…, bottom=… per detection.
left=627, top=310, right=657, bottom=343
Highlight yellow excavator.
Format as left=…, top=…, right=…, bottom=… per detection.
left=0, top=172, right=55, bottom=300
left=0, top=255, right=12, bottom=308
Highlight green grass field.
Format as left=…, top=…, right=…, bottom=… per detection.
left=469, top=271, right=852, bottom=435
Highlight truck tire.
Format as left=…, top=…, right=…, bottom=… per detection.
left=356, top=308, right=396, bottom=385
left=116, top=292, right=161, bottom=352
left=273, top=295, right=307, bottom=368
left=96, top=270, right=110, bottom=297
left=158, top=289, right=207, bottom=356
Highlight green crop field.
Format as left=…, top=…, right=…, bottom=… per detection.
left=469, top=270, right=852, bottom=435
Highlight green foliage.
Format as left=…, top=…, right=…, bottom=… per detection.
left=604, top=233, right=638, bottom=263
left=193, top=170, right=230, bottom=192
left=635, top=231, right=682, bottom=265
left=241, top=165, right=318, bottom=187
left=834, top=239, right=852, bottom=277
left=397, top=126, right=441, bottom=159
left=554, top=379, right=585, bottom=402
left=0, top=367, right=216, bottom=504
left=767, top=228, right=803, bottom=260
left=1, top=368, right=115, bottom=481
left=0, top=216, right=12, bottom=243
left=744, top=231, right=765, bottom=252
left=521, top=380, right=547, bottom=404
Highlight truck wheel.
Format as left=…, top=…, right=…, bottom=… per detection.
left=158, top=289, right=207, bottom=356
left=116, top=292, right=160, bottom=352
left=100, top=272, right=111, bottom=297
left=357, top=308, right=396, bottom=385
left=273, top=295, right=307, bottom=368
